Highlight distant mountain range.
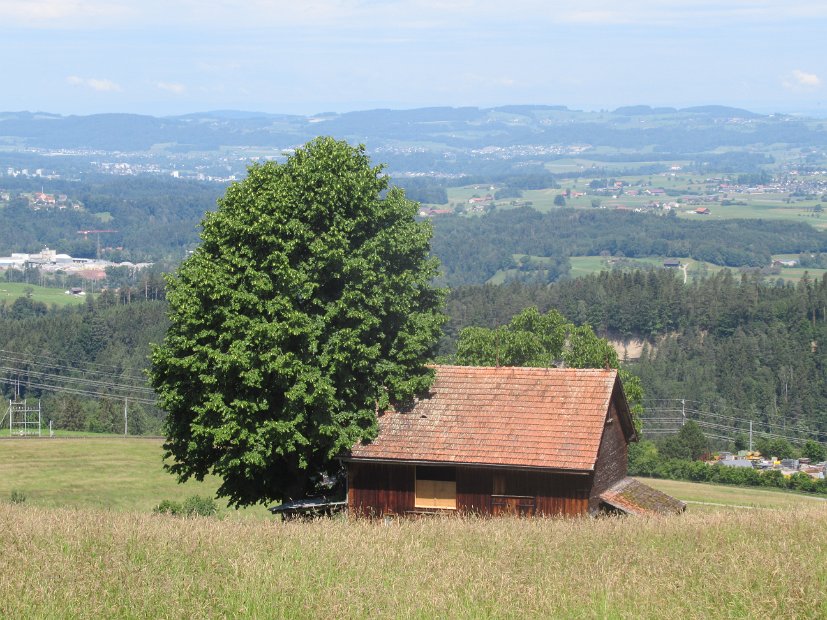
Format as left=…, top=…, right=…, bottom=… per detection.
left=1, top=105, right=825, bottom=154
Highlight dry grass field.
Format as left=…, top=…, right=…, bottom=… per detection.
left=2, top=438, right=826, bottom=617
left=1, top=504, right=826, bottom=618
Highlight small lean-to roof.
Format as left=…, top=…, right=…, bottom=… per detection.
left=599, top=478, right=686, bottom=516
left=348, top=365, right=633, bottom=472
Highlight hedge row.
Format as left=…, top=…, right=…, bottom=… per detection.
left=630, top=458, right=827, bottom=494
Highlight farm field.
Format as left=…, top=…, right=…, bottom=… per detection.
left=0, top=281, right=88, bottom=307
left=0, top=438, right=261, bottom=518
left=638, top=477, right=827, bottom=511
left=566, top=255, right=825, bottom=285
left=441, top=173, right=827, bottom=228
left=1, top=501, right=825, bottom=617
left=487, top=255, right=725, bottom=284
left=673, top=200, right=827, bottom=229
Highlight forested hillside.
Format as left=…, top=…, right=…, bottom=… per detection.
left=0, top=177, right=223, bottom=260
left=0, top=298, right=168, bottom=433
left=443, top=270, right=827, bottom=438
left=431, top=208, right=827, bottom=285
left=4, top=269, right=827, bottom=441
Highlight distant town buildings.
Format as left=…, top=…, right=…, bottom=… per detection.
left=0, top=247, right=151, bottom=280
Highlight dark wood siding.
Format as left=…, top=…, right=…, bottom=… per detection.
left=348, top=462, right=415, bottom=516
left=456, top=467, right=589, bottom=516
left=588, top=402, right=629, bottom=512
left=348, top=462, right=590, bottom=517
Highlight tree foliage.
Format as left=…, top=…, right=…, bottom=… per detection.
left=150, top=138, right=446, bottom=506
left=430, top=208, right=827, bottom=286
left=452, top=306, right=643, bottom=431
left=657, top=421, right=709, bottom=460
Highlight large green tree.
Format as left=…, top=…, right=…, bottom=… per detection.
left=150, top=138, right=445, bottom=506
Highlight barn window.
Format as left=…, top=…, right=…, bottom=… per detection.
left=415, top=466, right=456, bottom=509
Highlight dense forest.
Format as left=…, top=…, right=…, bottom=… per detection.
left=442, top=270, right=827, bottom=440
left=431, top=208, right=827, bottom=285
left=0, top=297, right=168, bottom=434
left=3, top=268, right=827, bottom=444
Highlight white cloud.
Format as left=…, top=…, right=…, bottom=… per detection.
left=791, top=70, right=821, bottom=88
left=783, top=69, right=822, bottom=91
left=66, top=76, right=122, bottom=92
left=156, top=82, right=186, bottom=95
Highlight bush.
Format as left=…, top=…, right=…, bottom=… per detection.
left=628, top=450, right=825, bottom=496
left=153, top=499, right=183, bottom=515
left=759, top=469, right=787, bottom=489
left=789, top=472, right=817, bottom=493
left=153, top=495, right=217, bottom=517
left=182, top=495, right=218, bottom=517
left=10, top=490, right=26, bottom=504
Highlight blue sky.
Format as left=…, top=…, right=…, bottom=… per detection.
left=3, top=0, right=826, bottom=116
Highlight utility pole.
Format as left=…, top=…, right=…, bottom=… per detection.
left=124, top=398, right=128, bottom=436
left=749, top=420, right=753, bottom=452
left=681, top=399, right=686, bottom=427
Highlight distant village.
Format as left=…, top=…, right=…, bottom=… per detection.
left=0, top=187, right=84, bottom=211
left=714, top=451, right=825, bottom=480
left=0, top=247, right=152, bottom=284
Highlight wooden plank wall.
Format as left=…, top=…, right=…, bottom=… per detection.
left=348, top=462, right=415, bottom=516
left=588, top=402, right=629, bottom=512
left=349, top=463, right=591, bottom=517
left=458, top=466, right=589, bottom=516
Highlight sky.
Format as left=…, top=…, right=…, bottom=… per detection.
left=2, top=0, right=826, bottom=117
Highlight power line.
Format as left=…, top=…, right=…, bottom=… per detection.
left=0, top=377, right=156, bottom=405
left=0, top=365, right=155, bottom=395
left=0, top=348, right=147, bottom=381
left=641, top=397, right=827, bottom=445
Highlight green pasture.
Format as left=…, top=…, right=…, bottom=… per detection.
left=674, top=198, right=827, bottom=228
left=4, top=436, right=821, bottom=519
left=446, top=184, right=497, bottom=204
left=567, top=255, right=610, bottom=278
left=480, top=251, right=824, bottom=286
left=0, top=282, right=88, bottom=307
left=639, top=477, right=827, bottom=512
left=769, top=266, right=827, bottom=283
left=0, top=438, right=262, bottom=518
left=568, top=255, right=725, bottom=280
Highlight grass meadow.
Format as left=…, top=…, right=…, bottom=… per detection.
left=0, top=438, right=258, bottom=518
left=0, top=281, right=88, bottom=307
left=1, top=503, right=826, bottom=618
left=1, top=438, right=827, bottom=617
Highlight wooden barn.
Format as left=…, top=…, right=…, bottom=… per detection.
left=343, top=365, right=684, bottom=517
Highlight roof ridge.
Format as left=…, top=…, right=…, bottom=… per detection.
left=434, top=364, right=617, bottom=373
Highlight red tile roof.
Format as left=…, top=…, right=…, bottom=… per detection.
left=348, top=365, right=629, bottom=471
